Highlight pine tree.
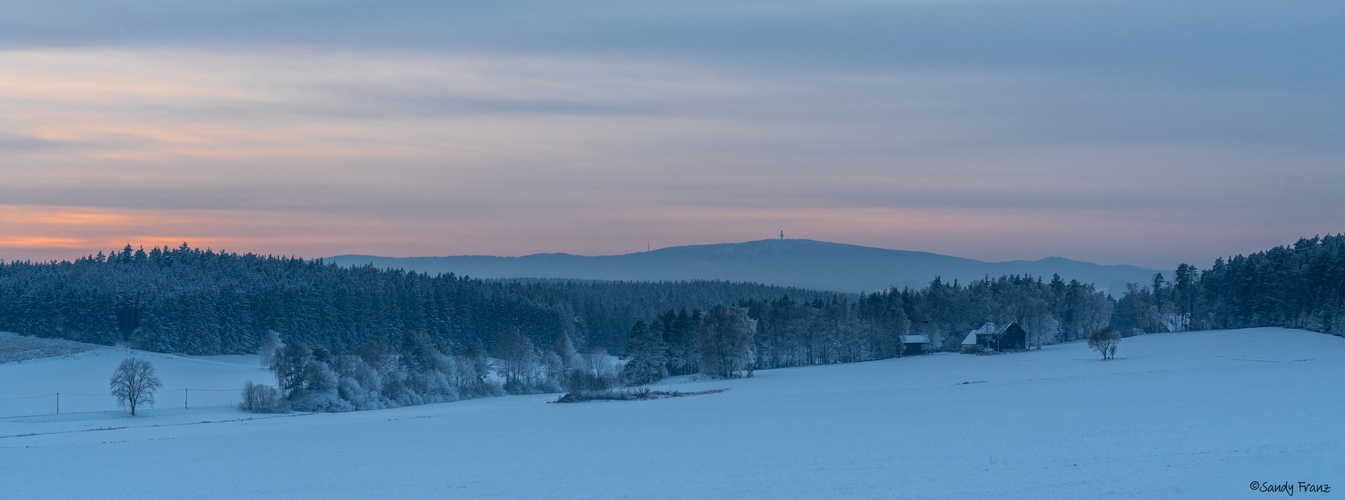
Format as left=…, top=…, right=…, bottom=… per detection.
left=620, top=320, right=668, bottom=386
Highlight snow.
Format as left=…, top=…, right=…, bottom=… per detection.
left=0, top=337, right=271, bottom=418
left=3, top=327, right=1343, bottom=499
left=962, top=331, right=978, bottom=345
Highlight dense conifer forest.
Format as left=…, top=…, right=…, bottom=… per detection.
left=0, top=244, right=827, bottom=356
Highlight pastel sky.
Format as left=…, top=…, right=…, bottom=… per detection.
left=1, top=1, right=1341, bottom=269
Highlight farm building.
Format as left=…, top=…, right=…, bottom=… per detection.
left=982, top=322, right=1027, bottom=351
left=961, top=331, right=979, bottom=353
left=902, top=335, right=929, bottom=356
left=963, top=321, right=1028, bottom=353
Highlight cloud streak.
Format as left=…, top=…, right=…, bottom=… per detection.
left=0, top=1, right=1342, bottom=269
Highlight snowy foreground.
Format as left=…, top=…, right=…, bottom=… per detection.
left=2, top=328, right=1342, bottom=499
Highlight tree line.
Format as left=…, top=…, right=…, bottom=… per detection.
left=1113, top=235, right=1345, bottom=336
left=618, top=274, right=1116, bottom=379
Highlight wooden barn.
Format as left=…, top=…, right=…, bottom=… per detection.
left=960, top=331, right=980, bottom=353
left=965, top=321, right=1028, bottom=353
left=902, top=334, right=929, bottom=356
left=984, top=322, right=1027, bottom=351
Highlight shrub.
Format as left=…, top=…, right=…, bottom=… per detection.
left=239, top=381, right=285, bottom=413
left=566, top=370, right=617, bottom=392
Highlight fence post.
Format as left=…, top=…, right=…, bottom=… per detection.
left=185, top=388, right=189, bottom=409
left=56, top=392, right=59, bottom=414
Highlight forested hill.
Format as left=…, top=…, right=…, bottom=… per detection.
left=329, top=239, right=1157, bottom=294
left=0, top=245, right=832, bottom=355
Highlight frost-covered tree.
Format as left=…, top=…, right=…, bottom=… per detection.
left=620, top=320, right=668, bottom=386
left=553, top=332, right=584, bottom=374
left=697, top=304, right=757, bottom=379
left=271, top=342, right=312, bottom=396
left=923, top=323, right=945, bottom=356
left=110, top=358, right=161, bottom=416
left=495, top=327, right=539, bottom=393
left=1022, top=310, right=1059, bottom=350
left=267, top=342, right=348, bottom=411
left=333, top=355, right=384, bottom=409
left=258, top=330, right=283, bottom=368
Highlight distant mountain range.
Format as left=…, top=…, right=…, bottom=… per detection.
left=327, top=239, right=1159, bottom=294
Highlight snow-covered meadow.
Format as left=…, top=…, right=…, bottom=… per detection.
left=2, top=328, right=1341, bottom=499
left=0, top=332, right=271, bottom=418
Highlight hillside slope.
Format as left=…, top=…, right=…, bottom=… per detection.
left=3, top=328, right=1341, bottom=499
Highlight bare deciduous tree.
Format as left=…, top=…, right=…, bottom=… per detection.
left=1088, top=327, right=1121, bottom=360
left=110, top=358, right=162, bottom=416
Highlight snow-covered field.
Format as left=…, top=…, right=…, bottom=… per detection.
left=0, top=333, right=271, bottom=418
left=2, top=328, right=1342, bottom=499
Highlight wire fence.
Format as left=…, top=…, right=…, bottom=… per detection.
left=0, top=387, right=243, bottom=418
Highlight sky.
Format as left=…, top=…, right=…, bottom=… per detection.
left=1, top=0, right=1341, bottom=270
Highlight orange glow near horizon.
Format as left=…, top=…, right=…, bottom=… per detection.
left=0, top=207, right=137, bottom=227
left=0, top=49, right=1339, bottom=270
left=0, top=203, right=1041, bottom=259
left=0, top=202, right=1306, bottom=269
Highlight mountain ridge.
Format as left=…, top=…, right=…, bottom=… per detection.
left=327, top=239, right=1158, bottom=294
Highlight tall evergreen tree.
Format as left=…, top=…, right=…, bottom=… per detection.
left=620, top=320, right=669, bottom=385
